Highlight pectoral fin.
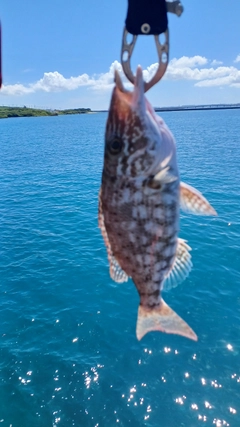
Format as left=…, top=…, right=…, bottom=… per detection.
left=154, top=167, right=178, bottom=185
left=136, top=299, right=197, bottom=341
left=98, top=188, right=128, bottom=283
left=162, top=238, right=192, bottom=292
left=180, top=182, right=217, bottom=216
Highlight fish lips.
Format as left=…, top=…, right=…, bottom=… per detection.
left=112, top=66, right=160, bottom=129
left=111, top=66, right=146, bottom=117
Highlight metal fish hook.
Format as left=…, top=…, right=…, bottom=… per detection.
left=121, top=0, right=183, bottom=93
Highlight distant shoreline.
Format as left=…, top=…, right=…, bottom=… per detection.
left=155, top=104, right=240, bottom=112
left=1, top=104, right=240, bottom=119
left=96, top=104, right=240, bottom=113
left=0, top=106, right=92, bottom=119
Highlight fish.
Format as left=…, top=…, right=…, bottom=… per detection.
left=98, top=65, right=217, bottom=341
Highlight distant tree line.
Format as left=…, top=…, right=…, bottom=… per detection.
left=0, top=106, right=92, bottom=119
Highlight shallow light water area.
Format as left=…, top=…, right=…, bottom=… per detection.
left=0, top=110, right=240, bottom=426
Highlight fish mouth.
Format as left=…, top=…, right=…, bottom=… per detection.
left=113, top=66, right=145, bottom=114
left=113, top=66, right=158, bottom=126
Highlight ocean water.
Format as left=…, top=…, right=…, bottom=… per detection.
left=0, top=109, right=240, bottom=427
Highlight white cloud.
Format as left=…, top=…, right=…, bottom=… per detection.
left=1, top=61, right=127, bottom=96
left=211, top=59, right=223, bottom=66
left=33, top=71, right=94, bottom=92
left=1, top=56, right=240, bottom=96
left=22, top=68, right=34, bottom=73
left=169, top=55, right=208, bottom=68
left=166, top=64, right=237, bottom=82
left=90, top=61, right=130, bottom=91
left=1, top=71, right=96, bottom=95
left=195, top=68, right=240, bottom=87
left=196, top=77, right=240, bottom=87
left=1, top=83, right=34, bottom=96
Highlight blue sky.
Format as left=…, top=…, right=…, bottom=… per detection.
left=0, top=0, right=240, bottom=110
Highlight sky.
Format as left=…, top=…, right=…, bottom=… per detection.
left=0, top=0, right=240, bottom=110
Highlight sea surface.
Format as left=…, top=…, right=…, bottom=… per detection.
left=0, top=109, right=240, bottom=427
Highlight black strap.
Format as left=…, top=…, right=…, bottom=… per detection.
left=125, top=0, right=168, bottom=35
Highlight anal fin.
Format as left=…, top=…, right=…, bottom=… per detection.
left=110, top=255, right=129, bottom=283
left=162, top=238, right=192, bottom=292
left=136, top=299, right=197, bottom=341
left=180, top=182, right=217, bottom=216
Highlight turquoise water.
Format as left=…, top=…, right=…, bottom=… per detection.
left=1, top=110, right=240, bottom=427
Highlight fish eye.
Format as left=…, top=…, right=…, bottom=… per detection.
left=108, top=138, right=122, bottom=155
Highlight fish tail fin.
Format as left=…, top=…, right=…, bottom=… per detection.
left=136, top=299, right=197, bottom=341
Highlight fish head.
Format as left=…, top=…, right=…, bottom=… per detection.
left=103, top=66, right=178, bottom=180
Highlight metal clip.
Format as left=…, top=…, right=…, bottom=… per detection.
left=121, top=0, right=183, bottom=92
left=121, top=27, right=169, bottom=93
left=166, top=1, right=184, bottom=17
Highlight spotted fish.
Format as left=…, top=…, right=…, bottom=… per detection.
left=99, top=66, right=217, bottom=341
